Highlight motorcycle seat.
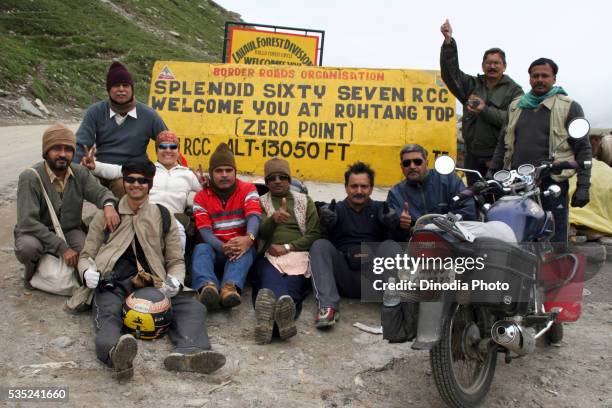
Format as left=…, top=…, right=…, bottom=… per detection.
left=457, top=221, right=517, bottom=243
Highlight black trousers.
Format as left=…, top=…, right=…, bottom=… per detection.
left=464, top=151, right=491, bottom=186
left=92, top=259, right=211, bottom=366
left=541, top=178, right=570, bottom=249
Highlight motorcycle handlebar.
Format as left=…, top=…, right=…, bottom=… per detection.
left=452, top=181, right=489, bottom=202
left=544, top=160, right=592, bottom=171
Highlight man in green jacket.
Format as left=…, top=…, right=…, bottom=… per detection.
left=251, top=157, right=320, bottom=344
left=440, top=19, right=523, bottom=185
left=14, top=123, right=119, bottom=289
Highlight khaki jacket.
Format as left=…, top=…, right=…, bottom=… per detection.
left=503, top=94, right=575, bottom=181
left=77, top=196, right=185, bottom=285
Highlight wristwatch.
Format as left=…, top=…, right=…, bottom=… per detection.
left=248, top=233, right=256, bottom=242
left=284, top=244, right=291, bottom=252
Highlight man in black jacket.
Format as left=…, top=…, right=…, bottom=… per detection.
left=440, top=19, right=523, bottom=184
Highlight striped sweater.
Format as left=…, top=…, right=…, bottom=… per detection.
left=193, top=179, right=261, bottom=242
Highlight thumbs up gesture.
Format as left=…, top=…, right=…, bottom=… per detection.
left=272, top=197, right=290, bottom=224
left=378, top=201, right=399, bottom=230
left=399, top=202, right=412, bottom=230
left=319, top=199, right=338, bottom=229
left=440, top=18, right=453, bottom=44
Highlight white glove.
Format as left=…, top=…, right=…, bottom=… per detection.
left=84, top=265, right=100, bottom=289
left=160, top=275, right=181, bottom=298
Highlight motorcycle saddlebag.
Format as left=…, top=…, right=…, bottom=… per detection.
left=540, top=252, right=586, bottom=322
left=468, top=238, right=538, bottom=314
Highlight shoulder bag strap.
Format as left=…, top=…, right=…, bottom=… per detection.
left=28, top=168, right=66, bottom=241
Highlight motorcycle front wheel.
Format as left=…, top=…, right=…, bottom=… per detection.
left=431, top=303, right=497, bottom=408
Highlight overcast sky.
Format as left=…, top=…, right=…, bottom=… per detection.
left=217, top=0, right=612, bottom=128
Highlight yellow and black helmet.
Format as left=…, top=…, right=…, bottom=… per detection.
left=122, top=288, right=172, bottom=340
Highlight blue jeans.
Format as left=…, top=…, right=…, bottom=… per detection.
left=250, top=257, right=311, bottom=318
left=191, top=243, right=255, bottom=291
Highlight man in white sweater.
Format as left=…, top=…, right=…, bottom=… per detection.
left=83, top=131, right=202, bottom=252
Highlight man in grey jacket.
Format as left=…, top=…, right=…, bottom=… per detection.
left=440, top=19, right=523, bottom=185
left=75, top=61, right=167, bottom=197
left=14, top=123, right=119, bottom=289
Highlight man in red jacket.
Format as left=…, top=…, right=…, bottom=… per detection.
left=191, top=143, right=262, bottom=310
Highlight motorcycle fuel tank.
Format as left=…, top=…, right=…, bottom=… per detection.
left=486, top=196, right=546, bottom=242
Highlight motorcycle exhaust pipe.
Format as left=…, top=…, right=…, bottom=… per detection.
left=491, top=320, right=536, bottom=355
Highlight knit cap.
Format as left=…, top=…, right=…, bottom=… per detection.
left=264, top=157, right=291, bottom=178
left=42, top=123, right=76, bottom=155
left=208, top=143, right=236, bottom=171
left=106, top=61, right=134, bottom=91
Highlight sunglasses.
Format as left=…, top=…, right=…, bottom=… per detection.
left=158, top=143, right=178, bottom=150
left=402, top=158, right=424, bottom=167
left=265, top=174, right=290, bottom=183
left=123, top=176, right=151, bottom=185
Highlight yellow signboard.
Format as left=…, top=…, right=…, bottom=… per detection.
left=227, top=27, right=319, bottom=66
left=148, top=62, right=456, bottom=186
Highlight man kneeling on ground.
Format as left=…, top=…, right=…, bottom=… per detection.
left=80, top=159, right=224, bottom=380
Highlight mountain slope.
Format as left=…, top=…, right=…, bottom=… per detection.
left=0, top=0, right=240, bottom=106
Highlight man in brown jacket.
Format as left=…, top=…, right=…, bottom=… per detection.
left=79, top=159, right=225, bottom=380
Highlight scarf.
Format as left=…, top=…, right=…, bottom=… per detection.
left=211, top=181, right=237, bottom=204
left=109, top=96, right=137, bottom=115
left=517, top=86, right=567, bottom=109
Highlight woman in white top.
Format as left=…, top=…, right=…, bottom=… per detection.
left=85, top=131, right=203, bottom=252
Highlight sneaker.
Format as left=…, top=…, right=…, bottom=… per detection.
left=110, top=334, right=138, bottom=380
left=197, top=282, right=220, bottom=310
left=164, top=350, right=226, bottom=374
left=315, top=307, right=339, bottom=329
left=275, top=295, right=297, bottom=340
left=254, top=289, right=276, bottom=345
left=220, top=282, right=241, bottom=308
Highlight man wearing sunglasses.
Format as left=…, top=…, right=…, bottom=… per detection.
left=78, top=159, right=225, bottom=380
left=440, top=19, right=523, bottom=185
left=191, top=143, right=262, bottom=310
left=75, top=61, right=167, bottom=197
left=84, top=131, right=203, bottom=253
left=387, top=144, right=476, bottom=241
left=251, top=158, right=320, bottom=343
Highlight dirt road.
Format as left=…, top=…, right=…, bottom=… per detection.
left=0, top=125, right=610, bottom=408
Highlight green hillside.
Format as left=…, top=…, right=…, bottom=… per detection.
left=0, top=0, right=240, bottom=106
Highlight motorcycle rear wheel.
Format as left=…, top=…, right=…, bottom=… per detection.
left=431, top=304, right=497, bottom=408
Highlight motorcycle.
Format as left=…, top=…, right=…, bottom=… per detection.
left=402, top=118, right=594, bottom=407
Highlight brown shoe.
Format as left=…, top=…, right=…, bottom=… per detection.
left=110, top=334, right=138, bottom=381
left=254, top=289, right=276, bottom=345
left=197, top=283, right=220, bottom=311
left=220, top=282, right=241, bottom=308
left=164, top=350, right=226, bottom=374
left=274, top=295, right=297, bottom=340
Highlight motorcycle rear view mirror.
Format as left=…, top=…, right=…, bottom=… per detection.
left=434, top=155, right=456, bottom=175
left=567, top=118, right=590, bottom=139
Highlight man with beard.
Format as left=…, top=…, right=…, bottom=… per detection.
left=440, top=19, right=523, bottom=185
left=387, top=144, right=476, bottom=241
left=14, top=123, right=119, bottom=289
left=75, top=61, right=167, bottom=197
left=490, top=58, right=592, bottom=246
left=251, top=158, right=320, bottom=343
left=309, top=162, right=399, bottom=329
left=191, top=143, right=262, bottom=310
